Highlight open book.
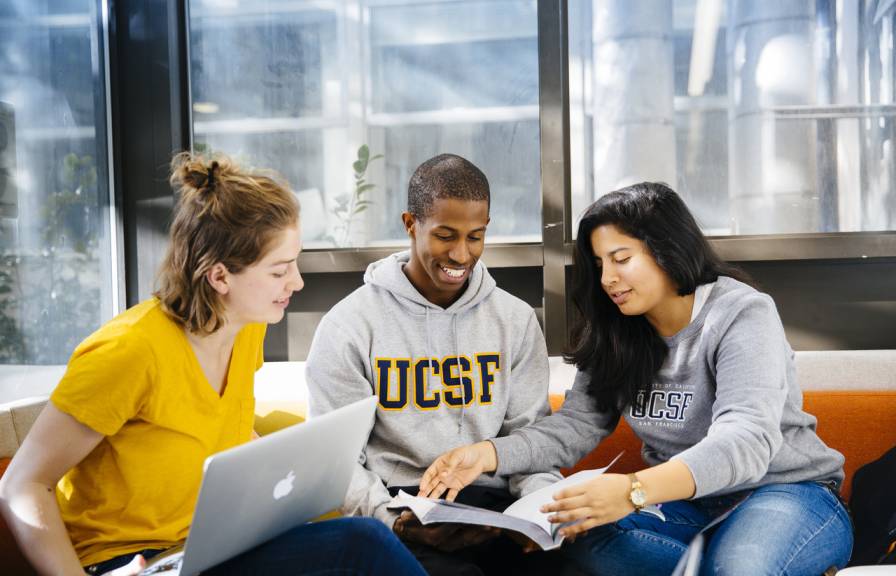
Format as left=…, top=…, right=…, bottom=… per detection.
left=387, top=454, right=664, bottom=551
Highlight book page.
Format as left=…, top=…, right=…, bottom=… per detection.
left=389, top=490, right=438, bottom=519
left=503, top=454, right=665, bottom=529
left=386, top=453, right=635, bottom=551
left=502, top=454, right=622, bottom=534
left=389, top=491, right=560, bottom=550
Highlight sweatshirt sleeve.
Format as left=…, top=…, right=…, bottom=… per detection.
left=306, top=314, right=396, bottom=526
left=498, top=311, right=563, bottom=496
left=491, top=368, right=619, bottom=477
left=672, top=294, right=787, bottom=497
left=343, top=463, right=400, bottom=527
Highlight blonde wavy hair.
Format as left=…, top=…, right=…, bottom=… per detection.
left=154, top=152, right=299, bottom=334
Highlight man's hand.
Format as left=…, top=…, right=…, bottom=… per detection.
left=392, top=511, right=500, bottom=552
left=418, top=441, right=497, bottom=500
left=540, top=473, right=634, bottom=539
left=504, top=530, right=541, bottom=553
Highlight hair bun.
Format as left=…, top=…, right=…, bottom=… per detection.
left=204, top=160, right=219, bottom=191
left=170, top=152, right=234, bottom=201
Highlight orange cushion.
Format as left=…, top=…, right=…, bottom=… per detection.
left=804, top=390, right=896, bottom=500
left=547, top=396, right=645, bottom=476
left=551, top=390, right=896, bottom=501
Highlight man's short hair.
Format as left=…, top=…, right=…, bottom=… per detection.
left=407, top=154, right=490, bottom=220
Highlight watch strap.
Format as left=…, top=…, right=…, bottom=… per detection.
left=627, top=473, right=646, bottom=512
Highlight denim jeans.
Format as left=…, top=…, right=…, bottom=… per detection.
left=86, top=517, right=426, bottom=576
left=563, top=481, right=853, bottom=576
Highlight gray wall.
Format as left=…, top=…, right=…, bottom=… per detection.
left=740, top=258, right=896, bottom=350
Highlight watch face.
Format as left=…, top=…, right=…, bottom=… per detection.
left=631, top=487, right=647, bottom=507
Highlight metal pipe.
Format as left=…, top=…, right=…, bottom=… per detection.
left=592, top=0, right=676, bottom=197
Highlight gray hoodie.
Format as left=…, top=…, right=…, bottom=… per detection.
left=491, top=276, right=845, bottom=498
left=306, top=251, right=560, bottom=526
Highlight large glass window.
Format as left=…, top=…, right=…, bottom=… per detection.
left=569, top=0, right=896, bottom=236
left=0, top=0, right=115, bottom=364
left=188, top=0, right=541, bottom=248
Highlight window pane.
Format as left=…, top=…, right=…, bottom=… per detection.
left=371, top=121, right=541, bottom=242
left=569, top=0, right=896, bottom=236
left=0, top=1, right=115, bottom=365
left=189, top=0, right=540, bottom=248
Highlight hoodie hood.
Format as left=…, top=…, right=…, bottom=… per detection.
left=363, top=251, right=497, bottom=435
left=363, top=250, right=496, bottom=314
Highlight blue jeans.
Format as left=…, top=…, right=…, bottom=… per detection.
left=86, top=518, right=426, bottom=575
left=563, top=481, right=853, bottom=576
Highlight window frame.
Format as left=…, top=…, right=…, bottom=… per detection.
left=119, top=0, right=896, bottom=357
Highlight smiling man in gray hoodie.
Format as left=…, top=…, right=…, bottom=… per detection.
left=306, top=154, right=561, bottom=576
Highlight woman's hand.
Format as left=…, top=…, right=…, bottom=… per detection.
left=418, top=441, right=497, bottom=501
left=541, top=473, right=635, bottom=539
left=100, top=554, right=146, bottom=576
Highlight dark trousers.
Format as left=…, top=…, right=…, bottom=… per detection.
left=390, top=485, right=571, bottom=576
left=85, top=517, right=425, bottom=575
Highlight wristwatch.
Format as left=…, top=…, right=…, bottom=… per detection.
left=628, top=473, right=647, bottom=512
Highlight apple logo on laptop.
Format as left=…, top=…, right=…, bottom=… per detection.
left=273, top=470, right=295, bottom=500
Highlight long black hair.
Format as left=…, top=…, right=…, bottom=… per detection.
left=564, top=182, right=751, bottom=413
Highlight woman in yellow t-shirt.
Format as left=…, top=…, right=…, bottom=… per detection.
left=0, top=153, right=425, bottom=576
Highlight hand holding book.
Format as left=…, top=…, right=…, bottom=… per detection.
left=391, top=454, right=666, bottom=551
left=541, top=470, right=642, bottom=539
left=392, top=510, right=501, bottom=552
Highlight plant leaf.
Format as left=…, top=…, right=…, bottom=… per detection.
left=64, top=153, right=78, bottom=170
left=354, top=145, right=371, bottom=173
left=357, top=183, right=376, bottom=193
left=353, top=205, right=368, bottom=215
left=333, top=196, right=350, bottom=210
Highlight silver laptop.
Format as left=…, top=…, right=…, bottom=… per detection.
left=671, top=531, right=704, bottom=576
left=670, top=500, right=742, bottom=576
left=135, top=396, right=378, bottom=576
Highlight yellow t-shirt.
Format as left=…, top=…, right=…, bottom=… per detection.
left=50, top=298, right=266, bottom=567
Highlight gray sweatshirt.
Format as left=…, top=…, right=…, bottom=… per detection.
left=306, top=251, right=560, bottom=526
left=491, top=276, right=845, bottom=498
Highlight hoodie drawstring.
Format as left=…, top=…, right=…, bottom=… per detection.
left=426, top=309, right=465, bottom=434
left=425, top=307, right=467, bottom=434
left=425, top=307, right=433, bottom=397
left=453, top=314, right=465, bottom=434
left=424, top=307, right=467, bottom=434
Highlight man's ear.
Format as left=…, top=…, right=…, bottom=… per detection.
left=205, top=262, right=230, bottom=295
left=401, top=212, right=416, bottom=238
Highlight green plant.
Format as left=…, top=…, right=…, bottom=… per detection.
left=330, top=145, right=382, bottom=246
left=41, top=153, right=98, bottom=253
left=0, top=153, right=102, bottom=364
left=0, top=253, right=25, bottom=362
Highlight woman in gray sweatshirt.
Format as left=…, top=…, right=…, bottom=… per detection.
left=420, top=182, right=852, bottom=575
